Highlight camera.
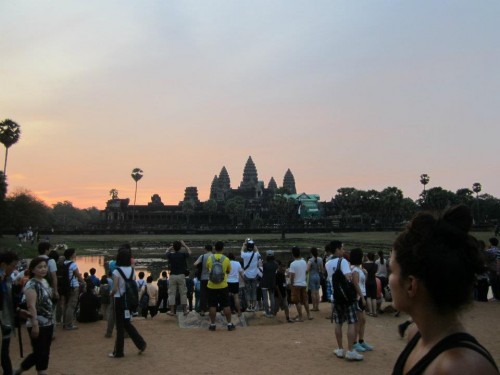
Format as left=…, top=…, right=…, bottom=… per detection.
left=246, top=239, right=255, bottom=251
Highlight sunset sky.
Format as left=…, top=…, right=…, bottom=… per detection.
left=2, top=1, right=499, bottom=209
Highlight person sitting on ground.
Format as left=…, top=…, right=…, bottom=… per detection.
left=391, top=205, right=498, bottom=374
left=139, top=276, right=158, bottom=319
left=99, top=275, right=111, bottom=320
left=88, top=268, right=100, bottom=287
left=77, top=279, right=102, bottom=323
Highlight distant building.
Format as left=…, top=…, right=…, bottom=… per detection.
left=101, top=156, right=321, bottom=231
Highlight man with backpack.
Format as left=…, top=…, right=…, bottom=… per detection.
left=206, top=241, right=235, bottom=332
left=60, top=248, right=84, bottom=331
left=324, top=241, right=362, bottom=361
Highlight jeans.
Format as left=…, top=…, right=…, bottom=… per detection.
left=261, top=288, right=276, bottom=316
left=20, top=325, right=53, bottom=372
left=244, top=277, right=257, bottom=302
left=114, top=297, right=146, bottom=356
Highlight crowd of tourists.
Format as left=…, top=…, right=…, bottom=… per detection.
left=0, top=205, right=498, bottom=373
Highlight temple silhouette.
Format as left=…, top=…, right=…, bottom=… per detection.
left=102, top=156, right=322, bottom=232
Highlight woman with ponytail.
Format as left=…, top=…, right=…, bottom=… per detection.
left=391, top=205, right=498, bottom=374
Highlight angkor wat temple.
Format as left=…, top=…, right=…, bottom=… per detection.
left=102, top=156, right=322, bottom=232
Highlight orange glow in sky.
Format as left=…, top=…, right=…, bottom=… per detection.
left=2, top=2, right=500, bottom=209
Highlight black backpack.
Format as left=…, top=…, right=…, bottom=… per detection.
left=116, top=268, right=139, bottom=312
left=209, top=255, right=226, bottom=284
left=57, top=260, right=74, bottom=297
left=332, top=258, right=357, bottom=306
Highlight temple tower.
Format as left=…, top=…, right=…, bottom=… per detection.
left=239, top=156, right=258, bottom=190
left=268, top=177, right=278, bottom=191
left=183, top=187, right=200, bottom=204
left=283, top=169, right=297, bottom=194
left=218, top=166, right=231, bottom=190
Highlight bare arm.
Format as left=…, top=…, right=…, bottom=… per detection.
left=111, top=273, right=119, bottom=295
left=73, top=266, right=84, bottom=283
left=352, top=271, right=365, bottom=304
left=181, top=240, right=192, bottom=255
left=51, top=270, right=59, bottom=299
left=25, top=288, right=39, bottom=338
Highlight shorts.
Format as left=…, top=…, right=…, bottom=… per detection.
left=207, top=287, right=230, bottom=309
left=277, top=290, right=289, bottom=310
left=227, top=282, right=239, bottom=294
left=365, top=282, right=377, bottom=299
left=291, top=286, right=308, bottom=305
left=356, top=298, right=366, bottom=312
left=333, top=302, right=358, bottom=325
left=308, top=274, right=321, bottom=291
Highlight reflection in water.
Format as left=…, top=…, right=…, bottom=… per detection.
left=76, top=255, right=169, bottom=281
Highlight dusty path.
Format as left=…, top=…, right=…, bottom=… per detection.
left=11, top=301, right=500, bottom=375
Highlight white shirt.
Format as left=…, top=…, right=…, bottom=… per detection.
left=113, top=266, right=134, bottom=297
left=289, top=259, right=307, bottom=287
left=325, top=257, right=351, bottom=283
left=227, top=260, right=242, bottom=283
left=241, top=250, right=261, bottom=279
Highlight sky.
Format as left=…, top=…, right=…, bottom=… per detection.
left=1, top=1, right=499, bottom=209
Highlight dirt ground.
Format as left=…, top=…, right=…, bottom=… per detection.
left=10, top=301, right=500, bottom=375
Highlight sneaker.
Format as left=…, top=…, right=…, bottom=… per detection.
left=334, top=348, right=345, bottom=358
left=227, top=323, right=236, bottom=331
left=352, top=343, right=366, bottom=352
left=345, top=350, right=364, bottom=361
left=208, top=324, right=216, bottom=331
left=108, top=352, right=124, bottom=358
left=360, top=342, right=374, bottom=351
left=63, top=325, right=78, bottom=330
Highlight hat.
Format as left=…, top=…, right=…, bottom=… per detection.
left=266, top=250, right=274, bottom=256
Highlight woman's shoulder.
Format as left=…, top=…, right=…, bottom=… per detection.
left=428, top=346, right=498, bottom=375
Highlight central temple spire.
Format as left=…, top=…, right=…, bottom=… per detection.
left=239, top=156, right=258, bottom=190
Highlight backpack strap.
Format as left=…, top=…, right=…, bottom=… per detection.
left=243, top=252, right=255, bottom=270
left=67, top=261, right=75, bottom=284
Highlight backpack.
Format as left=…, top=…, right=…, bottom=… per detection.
left=332, top=258, right=356, bottom=306
left=116, top=268, right=139, bottom=312
left=138, top=285, right=149, bottom=314
left=209, top=255, right=226, bottom=284
left=56, top=260, right=74, bottom=297
left=99, top=284, right=111, bottom=304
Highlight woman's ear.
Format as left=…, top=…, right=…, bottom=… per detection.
left=406, top=275, right=419, bottom=298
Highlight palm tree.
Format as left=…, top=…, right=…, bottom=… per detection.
left=109, top=189, right=119, bottom=200
left=0, top=119, right=21, bottom=175
left=131, top=168, right=143, bottom=225
left=420, top=174, right=430, bottom=193
left=472, top=182, right=482, bottom=224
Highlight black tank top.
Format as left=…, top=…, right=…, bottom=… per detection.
left=392, top=331, right=498, bottom=375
